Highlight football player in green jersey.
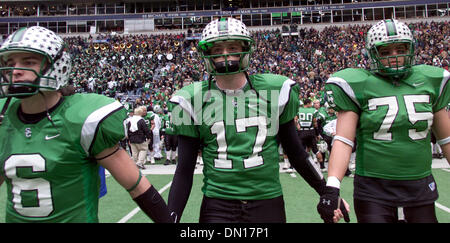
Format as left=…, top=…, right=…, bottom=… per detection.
left=168, top=17, right=349, bottom=223
left=0, top=26, right=172, bottom=223
left=296, top=98, right=323, bottom=164
left=317, top=19, right=450, bottom=223
left=162, top=104, right=178, bottom=165
left=313, top=99, right=331, bottom=170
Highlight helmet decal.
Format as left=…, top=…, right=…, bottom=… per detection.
left=10, top=27, right=27, bottom=44
left=218, top=18, right=229, bottom=34
left=385, top=19, right=397, bottom=36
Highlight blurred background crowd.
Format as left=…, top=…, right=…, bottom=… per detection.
left=64, top=20, right=450, bottom=112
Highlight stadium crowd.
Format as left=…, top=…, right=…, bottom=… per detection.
left=65, top=20, right=450, bottom=111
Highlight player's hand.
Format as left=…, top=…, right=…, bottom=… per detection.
left=317, top=186, right=350, bottom=223
left=333, top=197, right=350, bottom=223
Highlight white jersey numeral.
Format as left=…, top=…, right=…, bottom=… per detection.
left=368, top=96, right=398, bottom=141
left=368, top=95, right=432, bottom=141
left=211, top=116, right=267, bottom=169
left=404, top=95, right=433, bottom=140
left=4, top=154, right=54, bottom=217
left=211, top=121, right=233, bottom=169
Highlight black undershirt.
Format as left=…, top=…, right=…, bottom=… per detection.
left=17, top=97, right=64, bottom=124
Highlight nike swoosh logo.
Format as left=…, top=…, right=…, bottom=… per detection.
left=45, top=134, right=60, bottom=140
left=412, top=82, right=424, bottom=87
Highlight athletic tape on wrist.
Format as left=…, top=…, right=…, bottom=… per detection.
left=332, top=135, right=354, bottom=148
left=326, top=176, right=341, bottom=189
left=437, top=136, right=450, bottom=146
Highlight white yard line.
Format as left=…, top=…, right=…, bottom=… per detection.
left=436, top=202, right=450, bottom=214
left=110, top=158, right=449, bottom=223
left=117, top=181, right=172, bottom=223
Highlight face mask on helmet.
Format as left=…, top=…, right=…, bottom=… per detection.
left=213, top=59, right=241, bottom=74
left=0, top=26, right=72, bottom=98
left=204, top=40, right=250, bottom=74
left=0, top=51, right=51, bottom=98
left=198, top=18, right=254, bottom=76
left=366, top=19, right=415, bottom=79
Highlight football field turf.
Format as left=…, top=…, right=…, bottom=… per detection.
left=1, top=159, right=449, bottom=223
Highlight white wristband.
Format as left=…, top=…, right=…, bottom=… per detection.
left=326, top=176, right=341, bottom=189
left=437, top=136, right=450, bottom=146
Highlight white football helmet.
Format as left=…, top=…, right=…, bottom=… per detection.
left=0, top=26, right=72, bottom=98
left=198, top=18, right=254, bottom=75
left=365, top=19, right=415, bottom=79
left=153, top=104, right=162, bottom=113
left=318, top=140, right=328, bottom=153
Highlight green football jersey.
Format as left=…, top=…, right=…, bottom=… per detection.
left=161, top=114, right=175, bottom=135
left=164, top=102, right=176, bottom=135
left=314, top=107, right=327, bottom=124
left=297, top=107, right=316, bottom=129
left=325, top=65, right=449, bottom=180
left=324, top=111, right=337, bottom=126
left=0, top=94, right=127, bottom=222
left=143, top=112, right=154, bottom=130
left=170, top=74, right=299, bottom=200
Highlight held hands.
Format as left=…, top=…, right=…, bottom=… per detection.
left=317, top=186, right=350, bottom=223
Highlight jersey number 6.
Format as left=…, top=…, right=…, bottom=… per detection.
left=4, top=154, right=54, bottom=217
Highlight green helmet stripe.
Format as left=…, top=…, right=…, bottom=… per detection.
left=218, top=19, right=228, bottom=32
left=11, top=27, right=27, bottom=43
left=385, top=19, right=397, bottom=36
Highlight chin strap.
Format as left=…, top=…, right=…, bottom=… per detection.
left=0, top=97, right=12, bottom=126
left=39, top=91, right=61, bottom=136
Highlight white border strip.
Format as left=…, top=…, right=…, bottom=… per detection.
left=326, top=76, right=361, bottom=108
left=81, top=101, right=123, bottom=155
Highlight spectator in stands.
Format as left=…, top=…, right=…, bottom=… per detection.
left=60, top=20, right=448, bottom=122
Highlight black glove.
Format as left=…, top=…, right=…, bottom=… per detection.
left=317, top=186, right=350, bottom=223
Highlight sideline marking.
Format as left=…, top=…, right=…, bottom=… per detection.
left=436, top=202, right=450, bottom=214
left=118, top=181, right=172, bottom=223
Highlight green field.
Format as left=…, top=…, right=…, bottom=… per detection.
left=1, top=162, right=450, bottom=223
